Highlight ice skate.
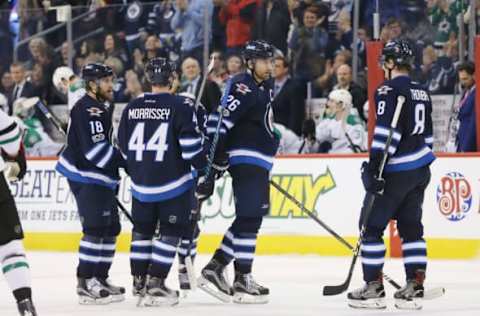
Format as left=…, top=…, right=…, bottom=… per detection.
left=394, top=270, right=425, bottom=310
left=17, top=298, right=37, bottom=316
left=138, top=277, right=179, bottom=307
left=77, top=277, right=111, bottom=305
left=232, top=272, right=269, bottom=304
left=132, top=275, right=147, bottom=297
left=98, top=278, right=125, bottom=302
left=197, top=259, right=232, bottom=303
left=347, top=281, right=386, bottom=309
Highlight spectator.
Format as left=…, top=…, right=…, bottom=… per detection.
left=8, top=63, right=35, bottom=115
left=327, top=0, right=353, bottom=35
left=289, top=5, right=329, bottom=85
left=0, top=92, right=7, bottom=113
left=103, top=33, right=129, bottom=68
left=252, top=0, right=291, bottom=55
left=314, top=89, right=366, bottom=153
left=1, top=71, right=14, bottom=96
left=212, top=0, right=227, bottom=52
left=148, top=1, right=182, bottom=63
left=226, top=53, right=245, bottom=77
left=171, top=0, right=213, bottom=63
left=124, top=70, right=145, bottom=101
left=333, top=64, right=367, bottom=122
left=218, top=0, right=258, bottom=55
left=105, top=56, right=129, bottom=103
left=144, top=34, right=168, bottom=61
left=272, top=56, right=305, bottom=136
left=419, top=44, right=455, bottom=94
left=427, top=0, right=461, bottom=53
left=314, top=49, right=350, bottom=97
left=456, top=62, right=477, bottom=152
left=122, top=0, right=149, bottom=54
left=0, top=1, right=13, bottom=73
left=179, top=57, right=221, bottom=113
left=209, top=51, right=228, bottom=88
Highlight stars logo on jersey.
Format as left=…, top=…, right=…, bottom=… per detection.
left=377, top=85, right=393, bottom=95
left=87, top=107, right=104, bottom=117
left=235, top=83, right=251, bottom=95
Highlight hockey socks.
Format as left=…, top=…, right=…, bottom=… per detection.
left=96, top=236, right=116, bottom=279
left=401, top=239, right=427, bottom=279
left=130, top=232, right=153, bottom=277
left=149, top=236, right=179, bottom=278
left=360, top=240, right=386, bottom=282
left=1, top=240, right=31, bottom=301
left=233, top=232, right=257, bottom=274
left=78, top=235, right=103, bottom=278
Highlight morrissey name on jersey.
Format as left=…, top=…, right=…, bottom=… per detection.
left=128, top=108, right=171, bottom=120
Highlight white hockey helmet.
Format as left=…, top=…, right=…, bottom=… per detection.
left=328, top=89, right=352, bottom=110
left=53, top=66, right=75, bottom=93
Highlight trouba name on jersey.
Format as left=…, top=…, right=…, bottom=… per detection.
left=128, top=108, right=171, bottom=120
left=410, top=89, right=430, bottom=101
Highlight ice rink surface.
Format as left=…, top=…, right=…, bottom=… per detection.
left=1, top=252, right=479, bottom=316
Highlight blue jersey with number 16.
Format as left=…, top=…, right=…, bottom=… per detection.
left=117, top=93, right=207, bottom=203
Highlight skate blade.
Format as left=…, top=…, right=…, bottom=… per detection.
left=197, top=276, right=231, bottom=303
left=180, top=289, right=191, bottom=299
left=78, top=295, right=111, bottom=305
left=348, top=298, right=386, bottom=309
left=394, top=298, right=422, bottom=310
left=110, top=294, right=125, bottom=303
left=137, top=294, right=179, bottom=307
left=233, top=292, right=269, bottom=304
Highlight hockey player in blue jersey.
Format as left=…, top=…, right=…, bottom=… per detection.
left=117, top=58, right=208, bottom=306
left=196, top=40, right=279, bottom=304
left=347, top=40, right=435, bottom=310
left=55, top=63, right=126, bottom=304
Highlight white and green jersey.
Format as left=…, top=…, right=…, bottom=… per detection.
left=18, top=117, right=63, bottom=157
left=0, top=110, right=22, bottom=171
left=68, top=79, right=86, bottom=111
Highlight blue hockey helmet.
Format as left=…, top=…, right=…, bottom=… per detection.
left=81, top=63, right=113, bottom=81
left=145, top=57, right=175, bottom=86
left=381, top=39, right=414, bottom=68
left=243, top=40, right=275, bottom=61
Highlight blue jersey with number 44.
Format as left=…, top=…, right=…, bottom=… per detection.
left=117, top=93, right=207, bottom=202
left=371, top=75, right=435, bottom=173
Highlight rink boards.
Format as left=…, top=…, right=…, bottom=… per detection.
left=14, top=155, right=480, bottom=259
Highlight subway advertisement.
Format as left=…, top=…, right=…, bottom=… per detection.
left=14, top=156, right=480, bottom=259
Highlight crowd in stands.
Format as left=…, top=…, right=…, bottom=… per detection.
left=0, top=0, right=478, bottom=156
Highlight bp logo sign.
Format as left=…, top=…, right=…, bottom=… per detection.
left=436, top=172, right=473, bottom=222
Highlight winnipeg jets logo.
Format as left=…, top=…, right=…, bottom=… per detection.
left=235, top=83, right=251, bottom=95
left=87, top=107, right=104, bottom=117
left=377, top=85, right=393, bottom=95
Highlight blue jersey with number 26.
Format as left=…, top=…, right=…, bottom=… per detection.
left=371, top=75, right=435, bottom=173
left=117, top=93, right=207, bottom=202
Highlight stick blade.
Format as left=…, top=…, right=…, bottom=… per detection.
left=424, top=287, right=445, bottom=300
left=323, top=282, right=349, bottom=296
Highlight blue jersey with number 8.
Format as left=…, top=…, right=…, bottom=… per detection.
left=371, top=75, right=435, bottom=173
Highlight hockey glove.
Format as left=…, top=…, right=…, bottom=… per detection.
left=360, top=161, right=385, bottom=195
left=302, top=119, right=316, bottom=141
left=2, top=143, right=27, bottom=181
left=196, top=175, right=215, bottom=202
left=212, top=156, right=229, bottom=180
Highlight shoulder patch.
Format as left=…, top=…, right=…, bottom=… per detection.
left=377, top=85, right=393, bottom=95
left=235, top=83, right=252, bottom=95
left=86, top=107, right=104, bottom=117
left=183, top=97, right=195, bottom=107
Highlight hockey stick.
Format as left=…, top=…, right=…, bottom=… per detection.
left=269, top=180, right=401, bottom=289
left=184, top=56, right=218, bottom=290
left=323, top=95, right=405, bottom=296
left=270, top=179, right=446, bottom=299
left=35, top=99, right=134, bottom=224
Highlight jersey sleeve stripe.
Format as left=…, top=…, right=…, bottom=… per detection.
left=0, top=121, right=18, bottom=137
left=206, top=127, right=227, bottom=135
left=374, top=126, right=402, bottom=141
left=0, top=128, right=21, bottom=146
left=85, top=142, right=107, bottom=161
left=208, top=114, right=234, bottom=129
left=179, top=137, right=202, bottom=146
left=96, top=146, right=114, bottom=168
left=371, top=140, right=396, bottom=155
left=181, top=147, right=202, bottom=160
